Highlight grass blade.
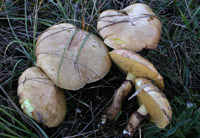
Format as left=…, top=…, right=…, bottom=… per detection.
left=56, top=0, right=68, bottom=19
left=9, top=59, right=23, bottom=89
left=29, top=119, right=49, bottom=138
left=24, top=0, right=29, bottom=40
left=75, top=33, right=91, bottom=63
left=179, top=9, right=192, bottom=31
left=0, top=117, right=32, bottom=135
left=0, top=133, right=19, bottom=138
left=56, top=28, right=80, bottom=87
left=0, top=107, right=37, bottom=137
left=0, top=122, right=25, bottom=138
left=6, top=14, right=30, bottom=59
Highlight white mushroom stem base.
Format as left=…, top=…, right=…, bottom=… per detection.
left=123, top=104, right=148, bottom=136
left=101, top=73, right=136, bottom=124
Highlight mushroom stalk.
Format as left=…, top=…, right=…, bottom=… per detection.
left=101, top=73, right=136, bottom=124
left=101, top=49, right=166, bottom=126
left=123, top=78, right=172, bottom=136
left=123, top=104, right=148, bottom=136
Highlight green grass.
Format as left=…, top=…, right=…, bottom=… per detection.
left=0, top=0, right=199, bottom=137
left=142, top=96, right=200, bottom=138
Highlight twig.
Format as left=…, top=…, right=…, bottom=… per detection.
left=128, top=84, right=155, bottom=100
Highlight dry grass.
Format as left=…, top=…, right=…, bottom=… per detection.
left=0, top=0, right=199, bottom=137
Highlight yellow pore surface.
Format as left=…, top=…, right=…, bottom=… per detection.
left=135, top=78, right=172, bottom=128
left=109, top=49, right=164, bottom=90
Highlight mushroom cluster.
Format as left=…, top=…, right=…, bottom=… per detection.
left=97, top=3, right=172, bottom=136
left=17, top=2, right=171, bottom=136
left=17, top=23, right=111, bottom=127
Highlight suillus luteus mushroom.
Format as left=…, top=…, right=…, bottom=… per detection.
left=97, top=3, right=172, bottom=136
left=18, top=67, right=67, bottom=127
left=16, top=3, right=172, bottom=136
left=101, top=49, right=164, bottom=124
left=36, top=23, right=111, bottom=90
left=97, top=3, right=162, bottom=52
left=18, top=23, right=112, bottom=128
left=123, top=78, right=172, bottom=136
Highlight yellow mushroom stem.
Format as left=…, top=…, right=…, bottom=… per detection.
left=123, top=104, right=148, bottom=136
left=101, top=73, right=136, bottom=124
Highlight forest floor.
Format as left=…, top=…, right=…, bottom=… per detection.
left=0, top=0, right=199, bottom=137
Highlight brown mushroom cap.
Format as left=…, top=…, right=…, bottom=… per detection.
left=109, top=49, right=164, bottom=90
left=97, top=3, right=162, bottom=52
left=18, top=67, right=67, bottom=127
left=135, top=78, right=172, bottom=128
left=36, top=23, right=111, bottom=90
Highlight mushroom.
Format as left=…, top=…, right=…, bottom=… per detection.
left=101, top=49, right=164, bottom=124
left=18, top=67, right=67, bottom=127
left=123, top=78, right=172, bottom=136
left=97, top=3, right=162, bottom=52
left=36, top=23, right=111, bottom=90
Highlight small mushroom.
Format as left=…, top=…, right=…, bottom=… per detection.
left=123, top=78, right=172, bottom=136
left=97, top=3, right=162, bottom=52
left=36, top=23, right=111, bottom=90
left=101, top=49, right=164, bottom=124
left=18, top=67, right=67, bottom=127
